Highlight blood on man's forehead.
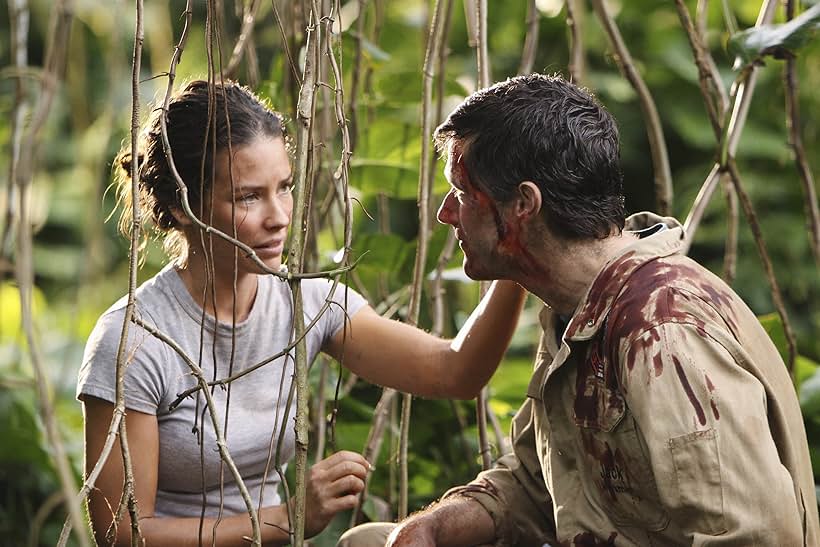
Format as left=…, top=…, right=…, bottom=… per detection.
left=451, top=146, right=476, bottom=191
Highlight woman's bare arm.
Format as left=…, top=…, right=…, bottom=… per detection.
left=325, top=280, right=526, bottom=399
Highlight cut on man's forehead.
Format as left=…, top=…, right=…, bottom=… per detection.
left=450, top=151, right=475, bottom=192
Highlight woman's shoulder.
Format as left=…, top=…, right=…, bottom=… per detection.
left=91, top=265, right=180, bottom=338
left=260, top=275, right=366, bottom=308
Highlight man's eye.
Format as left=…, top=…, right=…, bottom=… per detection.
left=278, top=183, right=294, bottom=196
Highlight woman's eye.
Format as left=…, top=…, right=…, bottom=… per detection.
left=237, top=193, right=259, bottom=203
left=278, top=183, right=294, bottom=196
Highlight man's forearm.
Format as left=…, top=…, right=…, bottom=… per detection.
left=387, top=495, right=496, bottom=547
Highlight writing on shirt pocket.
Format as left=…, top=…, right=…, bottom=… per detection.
left=577, top=415, right=670, bottom=531
left=668, top=428, right=727, bottom=535
left=573, top=344, right=669, bottom=530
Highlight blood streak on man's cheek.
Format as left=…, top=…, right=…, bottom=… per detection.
left=455, top=156, right=507, bottom=240
left=456, top=155, right=543, bottom=273
left=499, top=216, right=543, bottom=275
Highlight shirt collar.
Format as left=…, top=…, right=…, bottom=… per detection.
left=563, top=212, right=685, bottom=341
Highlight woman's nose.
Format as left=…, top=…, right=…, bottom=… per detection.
left=264, top=195, right=292, bottom=229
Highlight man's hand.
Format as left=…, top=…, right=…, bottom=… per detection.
left=385, top=496, right=496, bottom=547
left=304, top=450, right=370, bottom=538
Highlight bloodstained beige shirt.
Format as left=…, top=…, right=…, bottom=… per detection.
left=446, top=212, right=819, bottom=546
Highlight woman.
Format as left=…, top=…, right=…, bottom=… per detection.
left=79, top=80, right=524, bottom=546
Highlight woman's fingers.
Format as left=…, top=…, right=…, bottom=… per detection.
left=316, top=450, right=371, bottom=473
left=310, top=451, right=370, bottom=486
left=304, top=451, right=371, bottom=537
left=322, top=493, right=361, bottom=514
left=328, top=473, right=366, bottom=497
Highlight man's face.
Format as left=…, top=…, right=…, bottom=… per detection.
left=436, top=143, right=507, bottom=280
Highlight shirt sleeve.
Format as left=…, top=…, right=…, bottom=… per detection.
left=620, top=321, right=805, bottom=545
left=77, top=306, right=169, bottom=415
left=300, top=279, right=368, bottom=345
left=443, top=397, right=557, bottom=546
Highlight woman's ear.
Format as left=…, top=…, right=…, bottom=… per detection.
left=515, top=181, right=542, bottom=220
left=169, top=206, right=193, bottom=227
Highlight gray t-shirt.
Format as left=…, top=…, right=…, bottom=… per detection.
left=77, top=265, right=367, bottom=517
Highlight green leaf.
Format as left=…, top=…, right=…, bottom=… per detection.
left=758, top=313, right=789, bottom=364
left=800, top=368, right=820, bottom=417
left=0, top=388, right=52, bottom=468
left=0, top=282, right=48, bottom=342
left=357, top=33, right=392, bottom=63
left=796, top=353, right=820, bottom=386
left=728, top=4, right=820, bottom=68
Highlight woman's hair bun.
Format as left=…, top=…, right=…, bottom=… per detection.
left=118, top=151, right=145, bottom=177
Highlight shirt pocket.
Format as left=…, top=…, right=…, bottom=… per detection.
left=571, top=340, right=669, bottom=530
left=668, top=428, right=727, bottom=535
left=576, top=412, right=670, bottom=531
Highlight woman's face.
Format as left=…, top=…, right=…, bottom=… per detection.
left=198, top=135, right=293, bottom=275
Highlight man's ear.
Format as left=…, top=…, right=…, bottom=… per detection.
left=514, top=181, right=542, bottom=220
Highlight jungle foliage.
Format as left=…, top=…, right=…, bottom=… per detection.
left=1, top=0, right=819, bottom=545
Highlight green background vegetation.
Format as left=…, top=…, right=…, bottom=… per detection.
left=1, top=0, right=819, bottom=544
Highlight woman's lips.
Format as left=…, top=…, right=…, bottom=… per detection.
left=253, top=240, right=284, bottom=257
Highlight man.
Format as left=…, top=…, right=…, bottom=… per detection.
left=341, top=73, right=818, bottom=546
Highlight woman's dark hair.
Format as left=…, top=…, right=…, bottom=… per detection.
left=434, top=73, right=625, bottom=240
left=114, top=79, right=286, bottom=260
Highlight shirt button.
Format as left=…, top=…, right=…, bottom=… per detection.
left=587, top=319, right=594, bottom=327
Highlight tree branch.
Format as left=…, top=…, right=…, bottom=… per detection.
left=347, top=0, right=368, bottom=152
left=225, top=0, right=264, bottom=78
left=10, top=1, right=90, bottom=545
left=476, top=0, right=490, bottom=87
left=271, top=0, right=302, bottom=87
left=518, top=0, right=539, bottom=76
left=673, top=0, right=728, bottom=136
left=1, top=0, right=29, bottom=260
left=565, top=0, right=585, bottom=84
left=725, top=0, right=777, bottom=158
left=721, top=173, right=739, bottom=284
left=725, top=160, right=797, bottom=372
left=398, top=0, right=449, bottom=519
left=681, top=1, right=776, bottom=251
left=591, top=0, right=673, bottom=215
left=783, top=0, right=820, bottom=268
left=289, top=3, right=321, bottom=543
left=113, top=1, right=146, bottom=543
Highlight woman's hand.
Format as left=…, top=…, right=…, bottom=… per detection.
left=304, top=450, right=370, bottom=538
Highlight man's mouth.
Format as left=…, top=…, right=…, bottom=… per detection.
left=455, top=229, right=466, bottom=247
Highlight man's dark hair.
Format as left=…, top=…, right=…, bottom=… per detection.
left=434, top=73, right=625, bottom=239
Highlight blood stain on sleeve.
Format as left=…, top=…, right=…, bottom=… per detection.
left=705, top=373, right=720, bottom=420
left=672, top=355, right=707, bottom=426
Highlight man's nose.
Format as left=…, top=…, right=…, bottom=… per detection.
left=436, top=190, right=457, bottom=225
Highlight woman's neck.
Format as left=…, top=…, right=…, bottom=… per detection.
left=175, top=256, right=259, bottom=324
